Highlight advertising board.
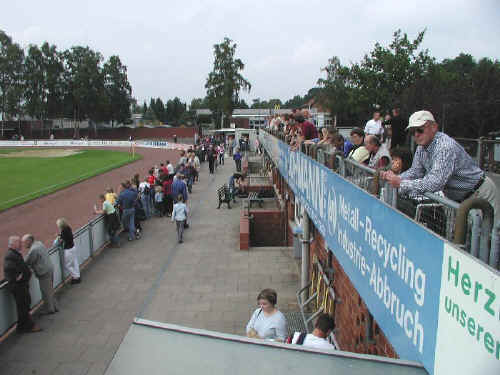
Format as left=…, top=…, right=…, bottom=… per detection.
left=259, top=132, right=500, bottom=375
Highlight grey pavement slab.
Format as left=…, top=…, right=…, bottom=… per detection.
left=0, top=156, right=301, bottom=374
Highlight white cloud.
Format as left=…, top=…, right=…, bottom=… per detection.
left=1, top=0, right=499, bottom=103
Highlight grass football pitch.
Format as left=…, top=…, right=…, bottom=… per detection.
left=0, top=148, right=141, bottom=211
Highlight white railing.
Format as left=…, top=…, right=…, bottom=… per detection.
left=0, top=214, right=109, bottom=336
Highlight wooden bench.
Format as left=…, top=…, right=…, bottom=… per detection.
left=248, top=191, right=264, bottom=208
left=217, top=185, right=231, bottom=209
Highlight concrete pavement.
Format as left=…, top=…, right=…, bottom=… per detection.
left=0, top=156, right=300, bottom=374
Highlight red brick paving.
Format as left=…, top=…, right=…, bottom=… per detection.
left=0, top=146, right=180, bottom=279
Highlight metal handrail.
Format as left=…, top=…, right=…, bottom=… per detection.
left=453, top=198, right=494, bottom=264
left=0, top=213, right=107, bottom=288
left=261, top=129, right=499, bottom=269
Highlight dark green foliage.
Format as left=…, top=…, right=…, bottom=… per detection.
left=205, top=37, right=251, bottom=128
left=316, top=29, right=500, bottom=137
left=0, top=30, right=133, bottom=131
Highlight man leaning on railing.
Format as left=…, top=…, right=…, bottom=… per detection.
left=3, top=236, right=42, bottom=333
left=381, top=110, right=499, bottom=220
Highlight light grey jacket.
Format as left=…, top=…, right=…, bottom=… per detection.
left=25, top=241, right=53, bottom=277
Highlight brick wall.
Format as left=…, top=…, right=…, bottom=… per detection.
left=240, top=212, right=250, bottom=250
left=250, top=210, right=284, bottom=247
left=270, top=164, right=398, bottom=358
left=17, top=125, right=197, bottom=141
left=307, top=208, right=397, bottom=358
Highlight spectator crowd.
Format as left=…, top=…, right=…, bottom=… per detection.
left=266, top=107, right=499, bottom=226
left=3, top=138, right=230, bottom=334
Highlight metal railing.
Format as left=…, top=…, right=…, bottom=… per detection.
left=262, top=129, right=500, bottom=270
left=0, top=214, right=110, bottom=337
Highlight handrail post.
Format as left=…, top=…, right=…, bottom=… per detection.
left=301, top=211, right=310, bottom=302
left=469, top=210, right=481, bottom=258
left=58, top=243, right=65, bottom=279
left=88, top=222, right=94, bottom=256
left=490, top=221, right=500, bottom=269
left=476, top=137, right=483, bottom=169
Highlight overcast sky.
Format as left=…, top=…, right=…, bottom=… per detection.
left=2, top=0, right=499, bottom=105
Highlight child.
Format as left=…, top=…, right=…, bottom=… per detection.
left=154, top=186, right=164, bottom=217
left=172, top=194, right=188, bottom=243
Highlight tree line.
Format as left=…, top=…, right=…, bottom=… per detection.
left=0, top=30, right=132, bottom=129
left=202, top=31, right=499, bottom=137
left=316, top=29, right=500, bottom=138
left=136, top=97, right=191, bottom=126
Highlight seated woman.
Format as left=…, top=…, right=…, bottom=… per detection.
left=246, top=289, right=287, bottom=341
left=347, top=127, right=370, bottom=165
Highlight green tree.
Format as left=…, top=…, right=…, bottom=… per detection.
left=251, top=98, right=269, bottom=109
left=103, top=55, right=132, bottom=126
left=166, top=97, right=186, bottom=125
left=61, top=46, right=105, bottom=122
left=317, top=56, right=361, bottom=124
left=205, top=37, right=251, bottom=128
left=24, top=44, right=46, bottom=120
left=40, top=42, right=65, bottom=119
left=0, top=30, right=24, bottom=136
left=284, top=95, right=305, bottom=108
left=349, top=29, right=433, bottom=113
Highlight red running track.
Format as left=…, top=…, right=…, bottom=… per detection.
left=0, top=147, right=181, bottom=279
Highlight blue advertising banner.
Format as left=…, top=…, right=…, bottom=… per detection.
left=260, top=133, right=445, bottom=373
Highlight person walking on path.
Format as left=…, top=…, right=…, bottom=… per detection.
left=56, top=218, right=81, bottom=284
left=207, top=146, right=216, bottom=174
left=4, top=236, right=42, bottom=333
left=172, top=194, right=188, bottom=243
left=22, top=234, right=58, bottom=314
left=233, top=148, right=242, bottom=172
left=217, top=143, right=225, bottom=165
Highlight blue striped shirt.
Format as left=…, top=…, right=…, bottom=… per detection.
left=400, top=132, right=483, bottom=201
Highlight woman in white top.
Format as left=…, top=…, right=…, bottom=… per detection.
left=246, top=289, right=287, bottom=341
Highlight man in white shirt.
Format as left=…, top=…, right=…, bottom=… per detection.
left=291, top=313, right=336, bottom=350
left=364, top=111, right=383, bottom=137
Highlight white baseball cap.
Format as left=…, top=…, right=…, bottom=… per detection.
left=406, top=110, right=435, bottom=130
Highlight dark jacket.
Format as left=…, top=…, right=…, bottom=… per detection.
left=172, top=179, right=188, bottom=202
left=391, top=115, right=406, bottom=148
left=117, top=188, right=138, bottom=209
left=60, top=226, right=74, bottom=249
left=3, top=248, right=32, bottom=292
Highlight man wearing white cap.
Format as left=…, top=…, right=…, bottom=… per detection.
left=382, top=110, right=499, bottom=219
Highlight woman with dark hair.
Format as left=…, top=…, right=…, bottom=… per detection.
left=246, top=288, right=287, bottom=341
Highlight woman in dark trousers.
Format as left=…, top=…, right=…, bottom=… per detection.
left=233, top=148, right=242, bottom=172
left=208, top=147, right=216, bottom=174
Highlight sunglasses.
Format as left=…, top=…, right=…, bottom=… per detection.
left=410, top=127, right=425, bottom=135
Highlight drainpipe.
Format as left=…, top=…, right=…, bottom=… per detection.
left=301, top=211, right=310, bottom=300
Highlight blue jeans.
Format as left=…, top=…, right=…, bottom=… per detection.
left=141, top=195, right=151, bottom=218
left=122, top=208, right=136, bottom=240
